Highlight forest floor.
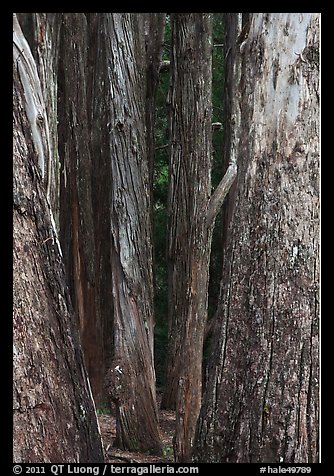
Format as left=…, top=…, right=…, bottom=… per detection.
left=98, top=398, right=176, bottom=463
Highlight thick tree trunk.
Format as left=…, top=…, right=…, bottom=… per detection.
left=17, top=13, right=110, bottom=407
left=194, top=13, right=319, bottom=463
left=103, top=13, right=162, bottom=455
left=17, top=13, right=166, bottom=448
left=13, top=15, right=103, bottom=462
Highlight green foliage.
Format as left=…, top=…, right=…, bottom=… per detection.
left=208, top=13, right=225, bottom=325
left=162, top=445, right=174, bottom=457
left=153, top=16, right=171, bottom=388
left=96, top=406, right=112, bottom=415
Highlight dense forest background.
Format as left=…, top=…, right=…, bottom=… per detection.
left=13, top=13, right=319, bottom=464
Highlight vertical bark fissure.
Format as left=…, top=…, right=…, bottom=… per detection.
left=296, top=342, right=305, bottom=445
left=163, top=14, right=218, bottom=461
left=306, top=318, right=315, bottom=462
left=103, top=13, right=162, bottom=454
left=261, top=256, right=276, bottom=442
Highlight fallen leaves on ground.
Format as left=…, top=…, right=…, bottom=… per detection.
left=98, top=406, right=176, bottom=463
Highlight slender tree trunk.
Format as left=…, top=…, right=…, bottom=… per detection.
left=86, top=13, right=115, bottom=398
left=162, top=11, right=212, bottom=413
left=220, top=13, right=243, bottom=253
left=13, top=14, right=103, bottom=462
left=194, top=13, right=319, bottom=463
left=103, top=13, right=162, bottom=455
left=57, top=13, right=106, bottom=407
left=162, top=13, right=236, bottom=463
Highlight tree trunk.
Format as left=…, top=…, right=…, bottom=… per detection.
left=103, top=13, right=162, bottom=455
left=17, top=12, right=166, bottom=449
left=17, top=13, right=61, bottom=227
left=17, top=13, right=110, bottom=407
left=86, top=13, right=115, bottom=401
left=57, top=13, right=106, bottom=407
left=220, top=13, right=243, bottom=253
left=13, top=14, right=103, bottom=462
left=162, top=13, right=236, bottom=463
left=194, top=13, right=319, bottom=463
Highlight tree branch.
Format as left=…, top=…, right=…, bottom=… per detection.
left=206, top=162, right=237, bottom=228
left=212, top=122, right=222, bottom=130
left=155, top=143, right=169, bottom=151
left=159, top=60, right=170, bottom=73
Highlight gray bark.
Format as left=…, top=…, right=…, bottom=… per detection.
left=194, top=13, right=319, bottom=463
left=13, top=15, right=104, bottom=463
left=16, top=12, right=165, bottom=451
left=103, top=13, right=162, bottom=455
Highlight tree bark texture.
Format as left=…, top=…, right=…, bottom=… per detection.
left=161, top=13, right=213, bottom=462
left=16, top=12, right=166, bottom=451
left=13, top=15, right=104, bottom=462
left=102, top=13, right=162, bottom=455
left=17, top=12, right=111, bottom=407
left=57, top=13, right=106, bottom=407
left=85, top=13, right=115, bottom=398
left=220, top=13, right=243, bottom=253
left=194, top=13, right=319, bottom=463
left=17, top=13, right=61, bottom=227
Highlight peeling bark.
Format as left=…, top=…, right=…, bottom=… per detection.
left=194, top=13, right=319, bottom=463
left=17, top=13, right=61, bottom=227
left=13, top=16, right=103, bottom=462
left=103, top=13, right=162, bottom=455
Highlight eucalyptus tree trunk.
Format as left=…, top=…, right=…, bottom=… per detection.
left=194, top=13, right=319, bottom=463
left=13, top=15, right=103, bottom=463
left=103, top=13, right=163, bottom=455
left=162, top=13, right=236, bottom=462
left=17, top=13, right=109, bottom=406
left=17, top=13, right=61, bottom=226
